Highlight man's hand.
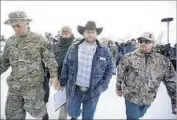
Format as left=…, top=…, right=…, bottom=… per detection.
left=50, top=77, right=60, bottom=90
left=116, top=89, right=122, bottom=97
left=172, top=104, right=176, bottom=114
left=50, top=77, right=65, bottom=91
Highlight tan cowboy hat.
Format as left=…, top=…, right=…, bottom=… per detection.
left=4, top=11, right=32, bottom=25
left=77, top=21, right=103, bottom=35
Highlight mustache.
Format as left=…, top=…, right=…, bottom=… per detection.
left=139, top=45, right=147, bottom=51
left=140, top=45, right=146, bottom=48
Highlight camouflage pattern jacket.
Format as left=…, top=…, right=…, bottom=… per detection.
left=0, top=31, right=58, bottom=88
left=116, top=49, right=176, bottom=105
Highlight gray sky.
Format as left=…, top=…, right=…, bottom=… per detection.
left=1, top=1, right=176, bottom=44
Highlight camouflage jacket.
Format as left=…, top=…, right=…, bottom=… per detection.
left=116, top=49, right=176, bottom=105
left=0, top=31, right=58, bottom=87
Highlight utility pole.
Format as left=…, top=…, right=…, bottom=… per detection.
left=161, top=17, right=173, bottom=44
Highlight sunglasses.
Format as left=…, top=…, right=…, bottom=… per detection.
left=138, top=38, right=153, bottom=44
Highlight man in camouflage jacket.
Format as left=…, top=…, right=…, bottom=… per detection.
left=0, top=11, right=59, bottom=119
left=116, top=32, right=176, bottom=119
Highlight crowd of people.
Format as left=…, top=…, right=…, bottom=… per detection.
left=0, top=35, right=6, bottom=42
left=0, top=11, right=176, bottom=120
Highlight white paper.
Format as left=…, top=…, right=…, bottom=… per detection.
left=54, top=88, right=67, bottom=111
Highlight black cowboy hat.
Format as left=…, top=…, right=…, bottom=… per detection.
left=77, top=21, right=103, bottom=35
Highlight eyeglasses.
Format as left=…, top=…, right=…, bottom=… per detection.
left=138, top=38, right=153, bottom=44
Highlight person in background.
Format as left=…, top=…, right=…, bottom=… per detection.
left=124, top=39, right=137, bottom=53
left=53, top=26, right=74, bottom=120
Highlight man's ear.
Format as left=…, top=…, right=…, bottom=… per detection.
left=26, top=23, right=29, bottom=29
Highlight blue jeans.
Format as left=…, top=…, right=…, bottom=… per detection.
left=112, top=60, right=116, bottom=75
left=125, top=99, right=150, bottom=120
left=68, top=86, right=100, bottom=120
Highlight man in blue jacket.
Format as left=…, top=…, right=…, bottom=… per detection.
left=59, top=21, right=114, bottom=120
left=125, top=39, right=137, bottom=54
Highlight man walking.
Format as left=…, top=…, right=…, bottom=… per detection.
left=0, top=11, right=59, bottom=119
left=59, top=21, right=114, bottom=120
left=116, top=32, right=176, bottom=119
left=53, top=26, right=74, bottom=119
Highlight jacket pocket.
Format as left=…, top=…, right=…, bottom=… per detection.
left=97, top=56, right=107, bottom=69
left=124, top=66, right=139, bottom=87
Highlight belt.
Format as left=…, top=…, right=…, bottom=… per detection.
left=76, top=85, right=89, bottom=92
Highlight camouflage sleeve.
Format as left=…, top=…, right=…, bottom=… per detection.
left=116, top=54, right=129, bottom=90
left=40, top=37, right=58, bottom=78
left=0, top=41, right=10, bottom=75
left=162, top=57, right=176, bottom=105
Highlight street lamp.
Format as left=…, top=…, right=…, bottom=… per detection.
left=161, top=17, right=173, bottom=44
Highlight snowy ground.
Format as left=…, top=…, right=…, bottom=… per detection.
left=1, top=69, right=176, bottom=119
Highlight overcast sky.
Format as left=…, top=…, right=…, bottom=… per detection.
left=1, top=1, right=176, bottom=45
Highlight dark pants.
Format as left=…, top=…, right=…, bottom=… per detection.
left=68, top=85, right=100, bottom=120
left=125, top=99, right=150, bottom=120
left=43, top=72, right=50, bottom=103
left=42, top=72, right=50, bottom=120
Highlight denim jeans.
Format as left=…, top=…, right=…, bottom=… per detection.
left=68, top=86, right=100, bottom=120
left=125, top=99, right=150, bottom=120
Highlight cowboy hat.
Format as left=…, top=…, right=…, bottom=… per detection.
left=77, top=21, right=103, bottom=35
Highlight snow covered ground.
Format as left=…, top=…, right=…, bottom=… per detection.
left=1, top=71, right=176, bottom=119
left=0, top=41, right=176, bottom=119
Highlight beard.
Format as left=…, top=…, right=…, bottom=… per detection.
left=140, top=45, right=148, bottom=53
left=85, top=37, right=96, bottom=43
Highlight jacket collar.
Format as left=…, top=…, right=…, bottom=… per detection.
left=14, top=31, right=40, bottom=40
left=135, top=49, right=156, bottom=59
left=74, top=39, right=104, bottom=48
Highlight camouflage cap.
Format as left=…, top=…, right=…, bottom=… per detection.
left=137, top=32, right=155, bottom=41
left=4, top=11, right=32, bottom=25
